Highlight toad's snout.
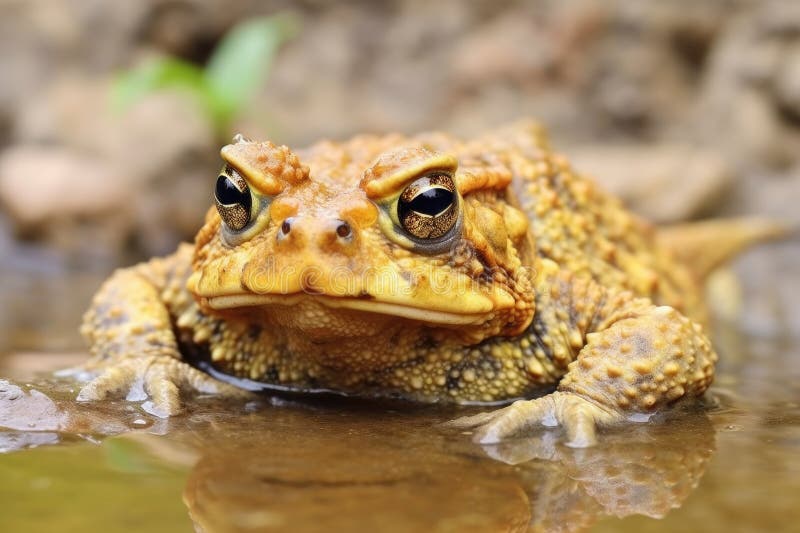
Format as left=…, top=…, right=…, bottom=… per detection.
left=276, top=216, right=356, bottom=251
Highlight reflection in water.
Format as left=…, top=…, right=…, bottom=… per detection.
left=179, top=405, right=533, bottom=532
left=498, top=415, right=715, bottom=532
left=0, top=375, right=717, bottom=532
left=174, top=404, right=716, bottom=533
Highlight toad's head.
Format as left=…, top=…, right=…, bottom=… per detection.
left=188, top=134, right=535, bottom=344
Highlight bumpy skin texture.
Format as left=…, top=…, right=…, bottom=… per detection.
left=79, top=120, right=717, bottom=446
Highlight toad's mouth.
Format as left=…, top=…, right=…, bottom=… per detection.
left=206, top=293, right=489, bottom=326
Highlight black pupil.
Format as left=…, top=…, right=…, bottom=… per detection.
left=405, top=187, right=453, bottom=216
left=215, top=175, right=247, bottom=206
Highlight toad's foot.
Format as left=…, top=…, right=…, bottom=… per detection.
left=448, top=391, right=623, bottom=448
left=77, top=258, right=246, bottom=418
left=451, top=286, right=718, bottom=448
left=76, top=355, right=243, bottom=418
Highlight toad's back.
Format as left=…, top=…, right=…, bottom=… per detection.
left=300, top=121, right=702, bottom=320
left=472, top=122, right=704, bottom=320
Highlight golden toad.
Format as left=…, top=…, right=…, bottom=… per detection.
left=78, top=121, right=765, bottom=446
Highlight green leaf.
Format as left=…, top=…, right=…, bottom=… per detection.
left=111, top=56, right=206, bottom=113
left=204, top=13, right=298, bottom=129
left=109, top=13, right=297, bottom=139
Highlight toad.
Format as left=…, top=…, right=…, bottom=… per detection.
left=77, top=121, right=775, bottom=446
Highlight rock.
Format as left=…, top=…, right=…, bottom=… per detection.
left=0, top=380, right=67, bottom=432
left=10, top=73, right=216, bottom=257
left=567, top=144, right=733, bottom=223
left=0, top=0, right=151, bottom=139
left=757, top=0, right=800, bottom=35
left=696, top=2, right=800, bottom=170
left=0, top=146, right=131, bottom=229
left=450, top=9, right=558, bottom=87
left=730, top=89, right=792, bottom=169
left=0, top=144, right=137, bottom=263
left=774, top=45, right=800, bottom=120
left=726, top=169, right=800, bottom=337
left=111, top=91, right=217, bottom=255
left=16, top=74, right=215, bottom=180
left=0, top=375, right=147, bottom=452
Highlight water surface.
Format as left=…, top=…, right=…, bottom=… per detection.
left=0, top=329, right=798, bottom=532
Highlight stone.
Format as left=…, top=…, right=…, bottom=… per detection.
left=774, top=45, right=800, bottom=120
left=567, top=144, right=733, bottom=223
left=0, top=380, right=66, bottom=432
left=0, top=145, right=131, bottom=229
left=10, top=73, right=217, bottom=257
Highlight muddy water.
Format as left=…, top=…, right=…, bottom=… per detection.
left=0, top=274, right=798, bottom=532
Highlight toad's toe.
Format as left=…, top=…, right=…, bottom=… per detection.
left=75, top=355, right=242, bottom=418
left=448, top=392, right=622, bottom=448
left=76, top=360, right=138, bottom=402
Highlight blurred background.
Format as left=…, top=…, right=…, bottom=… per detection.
left=0, top=0, right=798, bottom=357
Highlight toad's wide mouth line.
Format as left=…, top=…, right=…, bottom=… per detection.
left=206, top=293, right=488, bottom=325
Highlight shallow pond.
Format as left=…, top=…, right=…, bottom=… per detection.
left=0, top=271, right=798, bottom=532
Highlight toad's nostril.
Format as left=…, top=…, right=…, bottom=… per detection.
left=336, top=220, right=352, bottom=239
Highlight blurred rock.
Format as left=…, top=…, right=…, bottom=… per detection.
left=726, top=170, right=800, bottom=337
left=0, top=380, right=66, bottom=432
left=450, top=9, right=559, bottom=87
left=113, top=91, right=218, bottom=254
left=0, top=109, right=10, bottom=148
left=0, top=146, right=133, bottom=262
left=0, top=146, right=129, bottom=228
left=16, top=75, right=215, bottom=175
left=568, top=144, right=733, bottom=223
left=774, top=45, right=800, bottom=120
left=696, top=1, right=800, bottom=171
left=736, top=89, right=791, bottom=168
left=11, top=74, right=216, bottom=257
left=0, top=0, right=150, bottom=134
left=736, top=240, right=800, bottom=337
left=758, top=0, right=800, bottom=35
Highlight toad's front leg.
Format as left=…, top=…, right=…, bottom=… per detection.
left=452, top=277, right=717, bottom=447
left=76, top=247, right=240, bottom=417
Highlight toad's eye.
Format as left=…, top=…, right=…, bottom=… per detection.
left=214, top=172, right=252, bottom=231
left=397, top=173, right=458, bottom=239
